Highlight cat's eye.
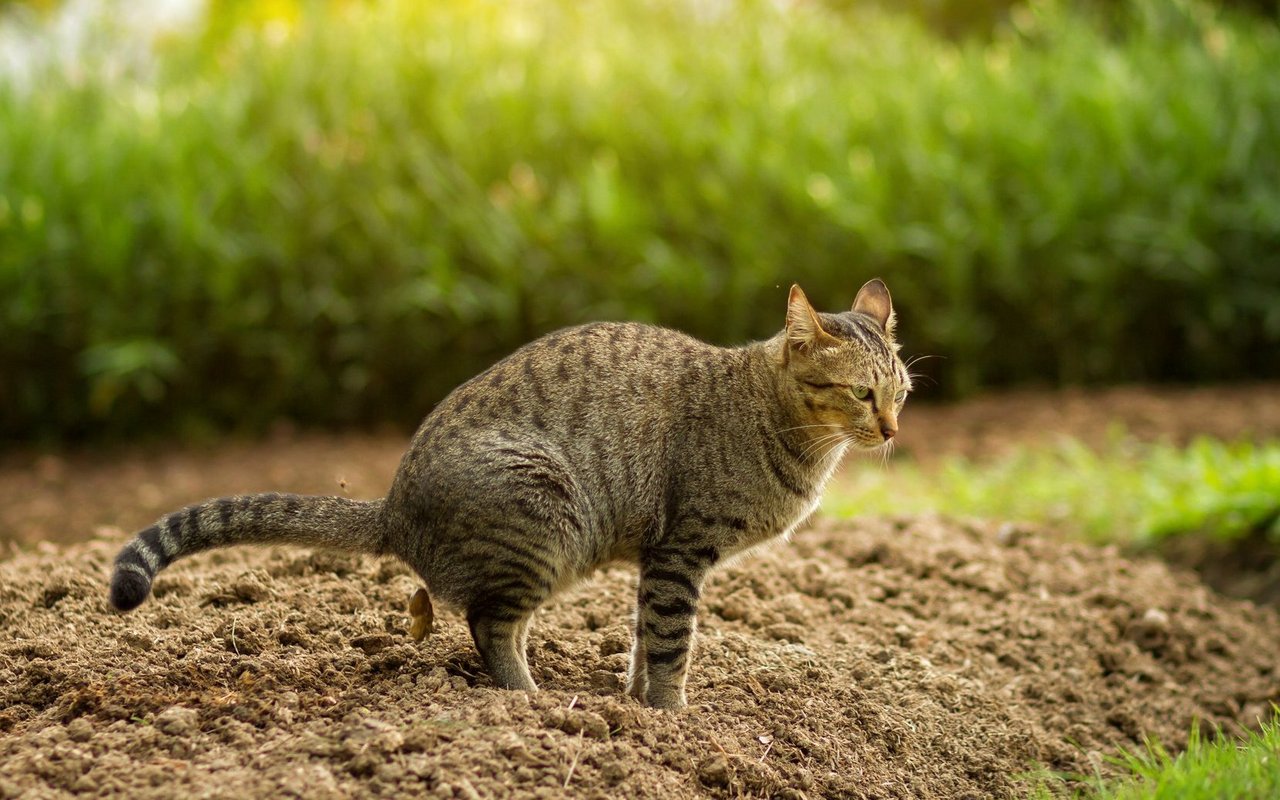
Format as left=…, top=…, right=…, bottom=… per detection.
left=894, top=390, right=907, bottom=404
left=852, top=386, right=870, bottom=401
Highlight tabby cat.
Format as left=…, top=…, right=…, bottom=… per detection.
left=109, top=280, right=911, bottom=709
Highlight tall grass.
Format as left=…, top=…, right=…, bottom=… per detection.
left=3, top=0, right=1280, bottom=439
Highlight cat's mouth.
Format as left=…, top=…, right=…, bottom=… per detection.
left=802, top=425, right=895, bottom=457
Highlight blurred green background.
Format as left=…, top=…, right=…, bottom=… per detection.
left=2, top=0, right=1279, bottom=441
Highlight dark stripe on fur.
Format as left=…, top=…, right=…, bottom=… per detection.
left=463, top=530, right=560, bottom=576
left=217, top=498, right=235, bottom=526
left=649, top=598, right=696, bottom=618
left=646, top=623, right=692, bottom=641
left=647, top=645, right=689, bottom=666
left=137, top=527, right=169, bottom=567
left=182, top=503, right=200, bottom=530
left=763, top=438, right=807, bottom=496
left=680, top=510, right=747, bottom=532
left=468, top=602, right=529, bottom=623
left=642, top=568, right=701, bottom=598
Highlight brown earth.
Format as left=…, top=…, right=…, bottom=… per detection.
left=3, top=516, right=1278, bottom=799
left=2, top=384, right=1279, bottom=799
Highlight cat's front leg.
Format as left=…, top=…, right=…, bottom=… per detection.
left=631, top=544, right=717, bottom=709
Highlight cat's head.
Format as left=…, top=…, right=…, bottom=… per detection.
left=780, top=279, right=911, bottom=450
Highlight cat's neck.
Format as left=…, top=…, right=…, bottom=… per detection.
left=740, top=335, right=850, bottom=470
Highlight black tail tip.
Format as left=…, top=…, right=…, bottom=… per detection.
left=109, top=569, right=151, bottom=612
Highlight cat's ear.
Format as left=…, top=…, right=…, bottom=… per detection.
left=852, top=278, right=895, bottom=335
left=786, top=285, right=838, bottom=354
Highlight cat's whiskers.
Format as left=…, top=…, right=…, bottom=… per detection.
left=777, top=423, right=844, bottom=435
left=798, top=433, right=841, bottom=461
left=776, top=424, right=849, bottom=463
left=800, top=431, right=850, bottom=462
left=905, top=354, right=940, bottom=370
left=904, top=354, right=939, bottom=388
left=814, top=433, right=854, bottom=464
left=877, top=438, right=896, bottom=468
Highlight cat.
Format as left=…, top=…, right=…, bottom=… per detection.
left=109, top=279, right=911, bottom=709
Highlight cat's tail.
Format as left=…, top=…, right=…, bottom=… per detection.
left=109, top=493, right=386, bottom=612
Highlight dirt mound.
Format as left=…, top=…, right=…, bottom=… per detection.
left=2, top=516, right=1277, bottom=799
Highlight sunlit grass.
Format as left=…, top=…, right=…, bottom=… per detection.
left=1026, top=715, right=1280, bottom=800
left=827, top=437, right=1280, bottom=545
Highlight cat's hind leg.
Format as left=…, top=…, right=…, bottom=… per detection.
left=457, top=523, right=563, bottom=692
left=467, top=608, right=538, bottom=692
left=430, top=434, right=586, bottom=693
left=461, top=549, right=558, bottom=692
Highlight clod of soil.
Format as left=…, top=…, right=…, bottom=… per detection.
left=2, top=516, right=1277, bottom=799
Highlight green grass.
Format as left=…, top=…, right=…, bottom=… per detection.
left=828, top=436, right=1280, bottom=545
left=1027, top=715, right=1280, bottom=799
left=3, top=0, right=1280, bottom=440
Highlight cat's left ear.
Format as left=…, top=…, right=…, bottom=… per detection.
left=785, top=285, right=839, bottom=356
left=852, top=278, right=895, bottom=335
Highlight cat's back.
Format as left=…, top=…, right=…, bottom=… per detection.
left=431, top=321, right=720, bottom=431
left=392, top=321, right=726, bottom=551
left=523, top=320, right=714, bottom=380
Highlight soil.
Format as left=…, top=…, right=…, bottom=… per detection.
left=3, top=516, right=1278, bottom=799
left=2, top=384, right=1279, bottom=798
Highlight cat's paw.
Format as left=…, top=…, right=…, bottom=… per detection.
left=644, top=686, right=687, bottom=710
left=625, top=677, right=647, bottom=702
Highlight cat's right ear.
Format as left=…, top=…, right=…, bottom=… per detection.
left=852, top=277, right=894, bottom=334
left=785, top=285, right=838, bottom=359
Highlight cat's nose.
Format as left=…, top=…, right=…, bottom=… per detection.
left=881, top=427, right=896, bottom=440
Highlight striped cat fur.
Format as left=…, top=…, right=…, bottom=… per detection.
left=110, top=280, right=911, bottom=709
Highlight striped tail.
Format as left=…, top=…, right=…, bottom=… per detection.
left=109, top=492, right=386, bottom=612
